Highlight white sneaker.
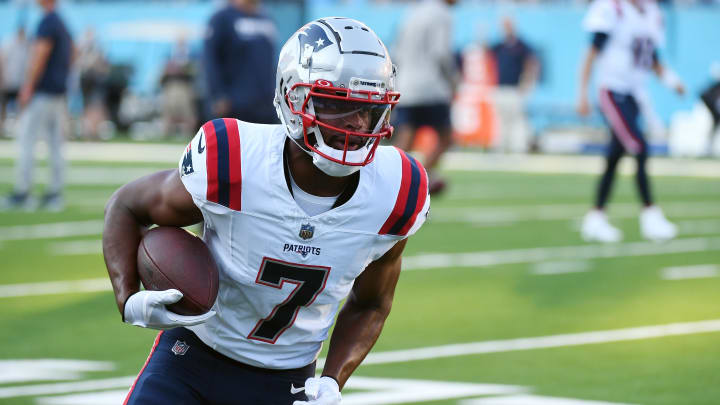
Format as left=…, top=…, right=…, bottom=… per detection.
left=640, top=206, right=677, bottom=242
left=581, top=210, right=623, bottom=243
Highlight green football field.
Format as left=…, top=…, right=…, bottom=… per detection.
left=1, top=151, right=719, bottom=405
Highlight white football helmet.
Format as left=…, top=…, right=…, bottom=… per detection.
left=274, top=17, right=400, bottom=177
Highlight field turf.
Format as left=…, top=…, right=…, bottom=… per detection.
left=1, top=153, right=718, bottom=404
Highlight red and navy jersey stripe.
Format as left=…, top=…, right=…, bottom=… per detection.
left=379, top=148, right=428, bottom=236
left=202, top=118, right=242, bottom=211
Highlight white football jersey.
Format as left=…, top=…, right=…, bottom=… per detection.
left=583, top=0, right=664, bottom=94
left=178, top=118, right=430, bottom=369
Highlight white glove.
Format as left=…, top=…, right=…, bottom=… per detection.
left=123, top=289, right=216, bottom=330
left=293, top=376, right=342, bottom=405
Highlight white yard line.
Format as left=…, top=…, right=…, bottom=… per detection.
left=429, top=202, right=720, bottom=226
left=0, top=377, right=133, bottom=398
left=461, top=395, right=633, bottom=405
left=0, top=279, right=110, bottom=298
left=446, top=185, right=720, bottom=201
left=441, top=152, right=720, bottom=178
left=0, top=221, right=104, bottom=241
left=0, top=140, right=181, bottom=163
left=47, top=240, right=102, bottom=256
left=402, top=237, right=720, bottom=271
left=661, top=264, right=719, bottom=280
left=37, top=390, right=129, bottom=405
left=0, top=360, right=115, bottom=384
left=0, top=167, right=159, bottom=186
left=344, top=319, right=720, bottom=367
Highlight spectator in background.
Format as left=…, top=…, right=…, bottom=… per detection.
left=392, top=0, right=459, bottom=195
left=700, top=66, right=720, bottom=156
left=77, top=28, right=109, bottom=139
left=160, top=35, right=198, bottom=137
left=489, top=16, right=539, bottom=154
left=2, top=0, right=73, bottom=212
left=203, top=0, right=278, bottom=124
left=0, top=27, right=31, bottom=135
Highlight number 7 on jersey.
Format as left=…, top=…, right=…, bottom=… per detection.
left=248, top=257, right=331, bottom=344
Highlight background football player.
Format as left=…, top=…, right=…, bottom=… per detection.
left=577, top=0, right=685, bottom=243
left=103, top=17, right=429, bottom=405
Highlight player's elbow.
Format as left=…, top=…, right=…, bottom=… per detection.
left=105, top=182, right=145, bottom=226
left=104, top=187, right=123, bottom=219
left=349, top=292, right=394, bottom=319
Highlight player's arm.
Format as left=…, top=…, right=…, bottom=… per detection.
left=321, top=238, right=408, bottom=389
left=651, top=51, right=685, bottom=95
left=103, top=169, right=202, bottom=315
left=577, top=32, right=605, bottom=116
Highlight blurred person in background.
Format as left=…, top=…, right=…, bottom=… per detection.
left=2, top=0, right=73, bottom=212
left=160, top=35, right=198, bottom=137
left=203, top=0, right=278, bottom=124
left=700, top=65, right=720, bottom=156
left=392, top=0, right=459, bottom=195
left=489, top=16, right=539, bottom=154
left=0, top=26, right=31, bottom=136
left=577, top=0, right=685, bottom=243
left=77, top=27, right=109, bottom=139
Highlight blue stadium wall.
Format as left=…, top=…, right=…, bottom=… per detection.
left=0, top=2, right=717, bottom=123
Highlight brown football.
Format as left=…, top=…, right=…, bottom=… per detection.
left=137, top=226, right=219, bottom=315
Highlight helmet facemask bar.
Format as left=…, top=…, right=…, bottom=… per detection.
left=286, top=80, right=400, bottom=166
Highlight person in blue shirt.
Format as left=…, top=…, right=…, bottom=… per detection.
left=489, top=16, right=539, bottom=153
left=203, top=0, right=278, bottom=124
left=2, top=0, right=73, bottom=212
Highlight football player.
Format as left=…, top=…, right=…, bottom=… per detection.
left=103, top=17, right=429, bottom=405
left=577, top=0, right=684, bottom=243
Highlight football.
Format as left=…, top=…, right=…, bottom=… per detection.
left=137, top=226, right=219, bottom=316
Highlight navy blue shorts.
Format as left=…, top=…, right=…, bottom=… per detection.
left=124, top=328, right=315, bottom=405
left=392, top=103, right=452, bottom=132
left=598, top=89, right=647, bottom=155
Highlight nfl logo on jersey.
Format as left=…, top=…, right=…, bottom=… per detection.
left=171, top=340, right=190, bottom=356
left=299, top=223, right=314, bottom=240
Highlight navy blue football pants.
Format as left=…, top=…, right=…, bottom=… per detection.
left=124, top=328, right=315, bottom=405
left=595, top=89, right=653, bottom=209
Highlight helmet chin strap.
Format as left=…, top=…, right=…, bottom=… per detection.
left=312, top=153, right=361, bottom=177
left=287, top=131, right=312, bottom=154
left=285, top=131, right=361, bottom=177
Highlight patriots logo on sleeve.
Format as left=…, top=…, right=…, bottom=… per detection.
left=181, top=145, right=194, bottom=176
left=297, top=23, right=333, bottom=54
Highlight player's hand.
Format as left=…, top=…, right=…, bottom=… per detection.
left=123, top=289, right=216, bottom=330
left=293, top=376, right=342, bottom=405
left=577, top=97, right=591, bottom=117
